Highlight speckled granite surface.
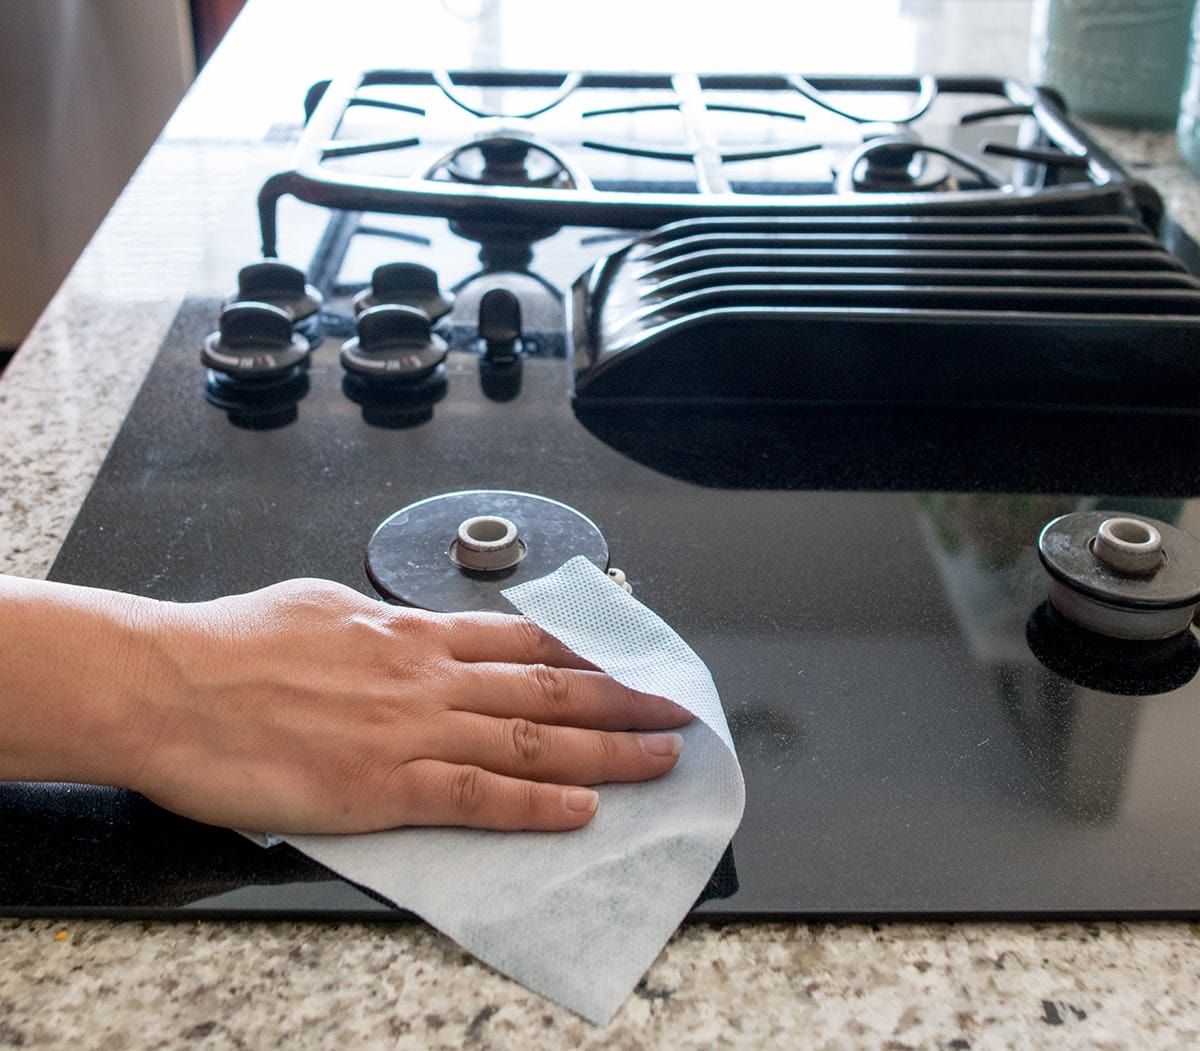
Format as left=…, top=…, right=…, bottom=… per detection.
left=1, top=919, right=1197, bottom=1049
left=1, top=1, right=1198, bottom=1046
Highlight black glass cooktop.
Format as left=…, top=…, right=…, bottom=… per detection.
left=5, top=202, right=1200, bottom=921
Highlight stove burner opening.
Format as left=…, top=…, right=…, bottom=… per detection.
left=450, top=515, right=526, bottom=572
left=1091, top=516, right=1164, bottom=576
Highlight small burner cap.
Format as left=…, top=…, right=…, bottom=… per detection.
left=366, top=490, right=608, bottom=612
left=1038, top=511, right=1200, bottom=641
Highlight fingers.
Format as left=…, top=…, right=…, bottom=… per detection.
left=432, top=610, right=693, bottom=731
left=396, top=760, right=602, bottom=832
left=432, top=711, right=684, bottom=786
left=450, top=661, right=692, bottom=731
left=432, top=610, right=598, bottom=670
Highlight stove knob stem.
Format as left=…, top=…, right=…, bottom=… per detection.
left=478, top=287, right=523, bottom=363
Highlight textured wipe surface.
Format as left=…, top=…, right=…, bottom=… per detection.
left=502, top=557, right=735, bottom=754
left=278, top=557, right=745, bottom=1024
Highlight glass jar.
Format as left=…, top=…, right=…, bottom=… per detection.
left=1178, top=3, right=1200, bottom=173
left=1030, top=0, right=1197, bottom=129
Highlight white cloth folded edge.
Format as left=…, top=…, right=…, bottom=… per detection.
left=242, top=556, right=745, bottom=1024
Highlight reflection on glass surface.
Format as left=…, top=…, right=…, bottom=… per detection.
left=916, top=492, right=1199, bottom=824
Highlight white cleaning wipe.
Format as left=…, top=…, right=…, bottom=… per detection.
left=278, top=556, right=745, bottom=1024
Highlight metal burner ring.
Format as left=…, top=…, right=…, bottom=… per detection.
left=425, top=132, right=590, bottom=191
left=834, top=138, right=1005, bottom=194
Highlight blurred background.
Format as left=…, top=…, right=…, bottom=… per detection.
left=0, top=0, right=245, bottom=366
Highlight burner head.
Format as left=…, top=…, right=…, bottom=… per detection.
left=435, top=133, right=573, bottom=262
left=365, top=490, right=609, bottom=612
left=841, top=125, right=954, bottom=193
left=440, top=131, right=577, bottom=190
left=1038, top=511, right=1200, bottom=641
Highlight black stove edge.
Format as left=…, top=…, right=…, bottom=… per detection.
left=6, top=905, right=1196, bottom=923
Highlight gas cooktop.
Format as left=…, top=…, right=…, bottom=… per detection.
left=3, top=71, right=1198, bottom=921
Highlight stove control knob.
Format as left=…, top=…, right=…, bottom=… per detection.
left=228, top=261, right=322, bottom=324
left=202, top=301, right=311, bottom=378
left=341, top=304, right=448, bottom=382
left=353, top=262, right=454, bottom=322
left=478, top=287, right=523, bottom=364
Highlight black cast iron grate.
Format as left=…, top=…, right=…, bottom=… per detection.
left=257, top=70, right=1162, bottom=256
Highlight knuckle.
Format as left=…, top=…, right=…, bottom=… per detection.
left=529, top=663, right=573, bottom=710
left=521, top=779, right=543, bottom=819
left=436, top=611, right=474, bottom=649
left=509, top=717, right=550, bottom=765
left=613, top=682, right=643, bottom=718
left=385, top=607, right=438, bottom=645
left=512, top=616, right=554, bottom=661
left=594, top=729, right=621, bottom=763
left=450, top=766, right=487, bottom=815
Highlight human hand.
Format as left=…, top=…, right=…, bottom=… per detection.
left=122, top=578, right=691, bottom=834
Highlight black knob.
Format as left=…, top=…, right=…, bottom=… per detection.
left=230, top=261, right=322, bottom=323
left=353, top=262, right=454, bottom=321
left=341, top=304, right=448, bottom=382
left=202, top=302, right=310, bottom=378
left=478, top=288, right=522, bottom=363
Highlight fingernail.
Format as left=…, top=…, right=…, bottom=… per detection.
left=640, top=732, right=684, bottom=757
left=564, top=788, right=599, bottom=814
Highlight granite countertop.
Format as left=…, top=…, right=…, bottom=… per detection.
left=1, top=1, right=1197, bottom=1046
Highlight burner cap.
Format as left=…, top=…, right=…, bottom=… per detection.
left=366, top=490, right=609, bottom=612
left=1038, top=511, right=1200, bottom=640
left=836, top=133, right=954, bottom=193
left=436, top=132, right=579, bottom=190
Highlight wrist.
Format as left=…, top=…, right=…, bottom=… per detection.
left=0, top=577, right=176, bottom=788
